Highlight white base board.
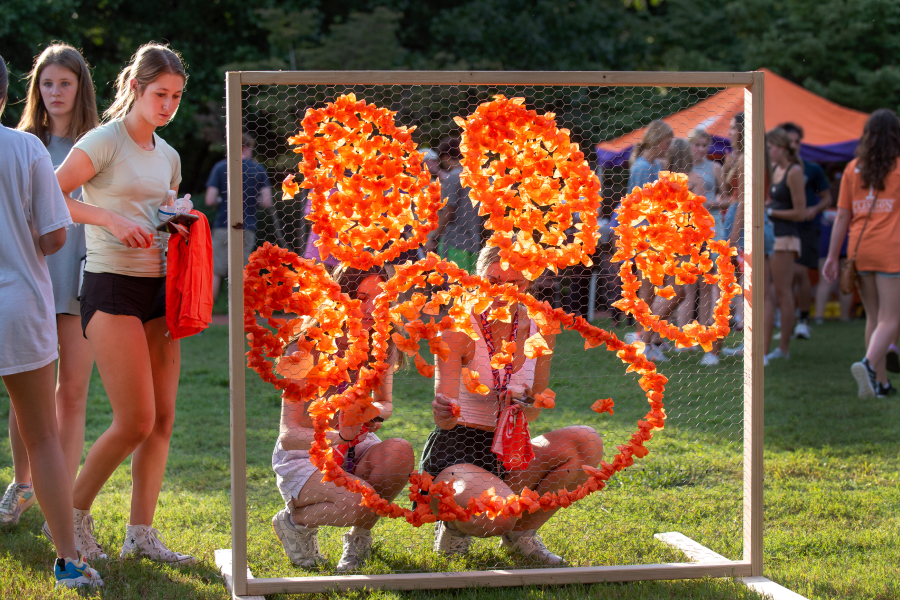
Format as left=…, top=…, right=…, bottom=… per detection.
left=215, top=549, right=265, bottom=600
left=654, top=532, right=808, bottom=600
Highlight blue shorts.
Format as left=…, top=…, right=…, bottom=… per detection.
left=723, top=203, right=743, bottom=250
left=857, top=271, right=900, bottom=278
left=763, top=215, right=775, bottom=256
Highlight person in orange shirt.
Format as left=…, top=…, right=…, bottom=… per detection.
left=823, top=109, right=900, bottom=398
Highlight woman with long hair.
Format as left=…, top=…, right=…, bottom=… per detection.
left=823, top=109, right=900, bottom=398
left=682, top=129, right=728, bottom=359
left=425, top=246, right=603, bottom=565
left=271, top=264, right=414, bottom=572
left=765, top=127, right=807, bottom=361
left=0, top=54, right=102, bottom=589
left=54, top=43, right=194, bottom=563
left=623, top=120, right=674, bottom=357
left=1, top=44, right=99, bottom=532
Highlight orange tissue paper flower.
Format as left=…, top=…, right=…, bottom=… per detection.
left=592, top=398, right=615, bottom=415
left=523, top=332, right=552, bottom=359
left=533, top=388, right=556, bottom=409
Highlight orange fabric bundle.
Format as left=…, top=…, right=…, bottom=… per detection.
left=166, top=210, right=213, bottom=340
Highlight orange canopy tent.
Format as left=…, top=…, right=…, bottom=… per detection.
left=596, top=68, right=869, bottom=166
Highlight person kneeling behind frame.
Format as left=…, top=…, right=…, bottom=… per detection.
left=270, top=265, right=415, bottom=572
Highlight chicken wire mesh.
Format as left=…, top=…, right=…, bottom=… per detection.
left=234, top=80, right=751, bottom=580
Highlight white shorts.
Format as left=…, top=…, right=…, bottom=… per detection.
left=272, top=432, right=381, bottom=505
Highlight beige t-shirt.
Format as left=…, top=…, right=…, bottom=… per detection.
left=74, top=119, right=181, bottom=277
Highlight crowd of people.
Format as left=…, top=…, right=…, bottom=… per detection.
left=3, top=36, right=900, bottom=588
left=1, top=42, right=192, bottom=589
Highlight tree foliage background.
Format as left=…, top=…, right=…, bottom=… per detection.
left=2, top=0, right=897, bottom=192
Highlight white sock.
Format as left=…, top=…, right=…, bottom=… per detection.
left=348, top=526, right=370, bottom=537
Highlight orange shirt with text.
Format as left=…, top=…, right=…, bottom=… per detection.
left=837, top=159, right=900, bottom=273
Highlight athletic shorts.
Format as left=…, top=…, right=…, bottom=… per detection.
left=212, top=228, right=256, bottom=278
left=80, top=272, right=166, bottom=336
left=272, top=433, right=380, bottom=506
left=420, top=425, right=506, bottom=480
left=795, top=225, right=820, bottom=270
left=773, top=236, right=801, bottom=254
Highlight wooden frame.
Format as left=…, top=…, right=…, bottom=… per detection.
left=223, top=71, right=764, bottom=597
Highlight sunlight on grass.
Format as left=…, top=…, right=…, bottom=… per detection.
left=1, top=320, right=897, bottom=599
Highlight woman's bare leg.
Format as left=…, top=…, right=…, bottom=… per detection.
left=73, top=312, right=156, bottom=511
left=771, top=250, right=797, bottom=354
left=505, top=425, right=603, bottom=532
left=864, top=276, right=900, bottom=385
left=7, top=407, right=30, bottom=484
left=129, top=317, right=180, bottom=525
left=291, top=439, right=414, bottom=529
left=55, top=314, right=94, bottom=482
left=3, top=364, right=77, bottom=559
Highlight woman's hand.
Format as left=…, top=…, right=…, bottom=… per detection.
left=432, top=393, right=459, bottom=430
left=107, top=212, right=153, bottom=249
left=822, top=256, right=840, bottom=283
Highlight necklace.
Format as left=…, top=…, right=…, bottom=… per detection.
left=124, top=117, right=155, bottom=151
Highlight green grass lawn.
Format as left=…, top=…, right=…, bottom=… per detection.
left=1, top=319, right=898, bottom=599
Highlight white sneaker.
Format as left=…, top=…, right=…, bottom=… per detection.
left=793, top=321, right=811, bottom=339
left=763, top=355, right=770, bottom=367
left=500, top=529, right=566, bottom=566
left=624, top=332, right=640, bottom=345
left=721, top=344, right=744, bottom=357
left=0, top=482, right=36, bottom=525
left=643, top=345, right=669, bottom=363
left=851, top=359, right=878, bottom=399
left=336, top=527, right=372, bottom=572
left=434, top=520, right=471, bottom=557
left=120, top=524, right=197, bottom=565
left=73, top=509, right=108, bottom=560
left=271, top=507, right=323, bottom=568
left=699, top=352, right=720, bottom=366
left=765, top=347, right=790, bottom=361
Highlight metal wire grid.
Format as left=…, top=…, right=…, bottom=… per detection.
left=225, top=72, right=763, bottom=594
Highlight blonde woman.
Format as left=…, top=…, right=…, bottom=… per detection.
left=2, top=44, right=99, bottom=531
left=628, top=120, right=674, bottom=192
left=623, top=120, right=674, bottom=358
left=425, top=246, right=603, bottom=565
left=54, top=43, right=194, bottom=564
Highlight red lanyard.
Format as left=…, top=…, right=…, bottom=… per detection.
left=479, top=306, right=519, bottom=395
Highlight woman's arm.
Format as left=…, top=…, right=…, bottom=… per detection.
left=367, top=365, right=394, bottom=432
left=769, top=165, right=807, bottom=221
left=56, top=148, right=154, bottom=249
left=39, top=228, right=67, bottom=256
left=278, top=398, right=316, bottom=451
left=523, top=332, right=556, bottom=422
left=822, top=207, right=852, bottom=283
left=433, top=330, right=468, bottom=429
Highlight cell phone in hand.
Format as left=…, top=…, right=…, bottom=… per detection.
left=156, top=212, right=199, bottom=233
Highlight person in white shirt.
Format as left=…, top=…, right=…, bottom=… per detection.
left=0, top=55, right=102, bottom=589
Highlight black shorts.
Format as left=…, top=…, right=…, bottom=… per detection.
left=420, top=425, right=506, bottom=480
left=795, top=224, right=821, bottom=270
left=80, top=272, right=166, bottom=336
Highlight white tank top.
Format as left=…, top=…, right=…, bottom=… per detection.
left=452, top=314, right=538, bottom=428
